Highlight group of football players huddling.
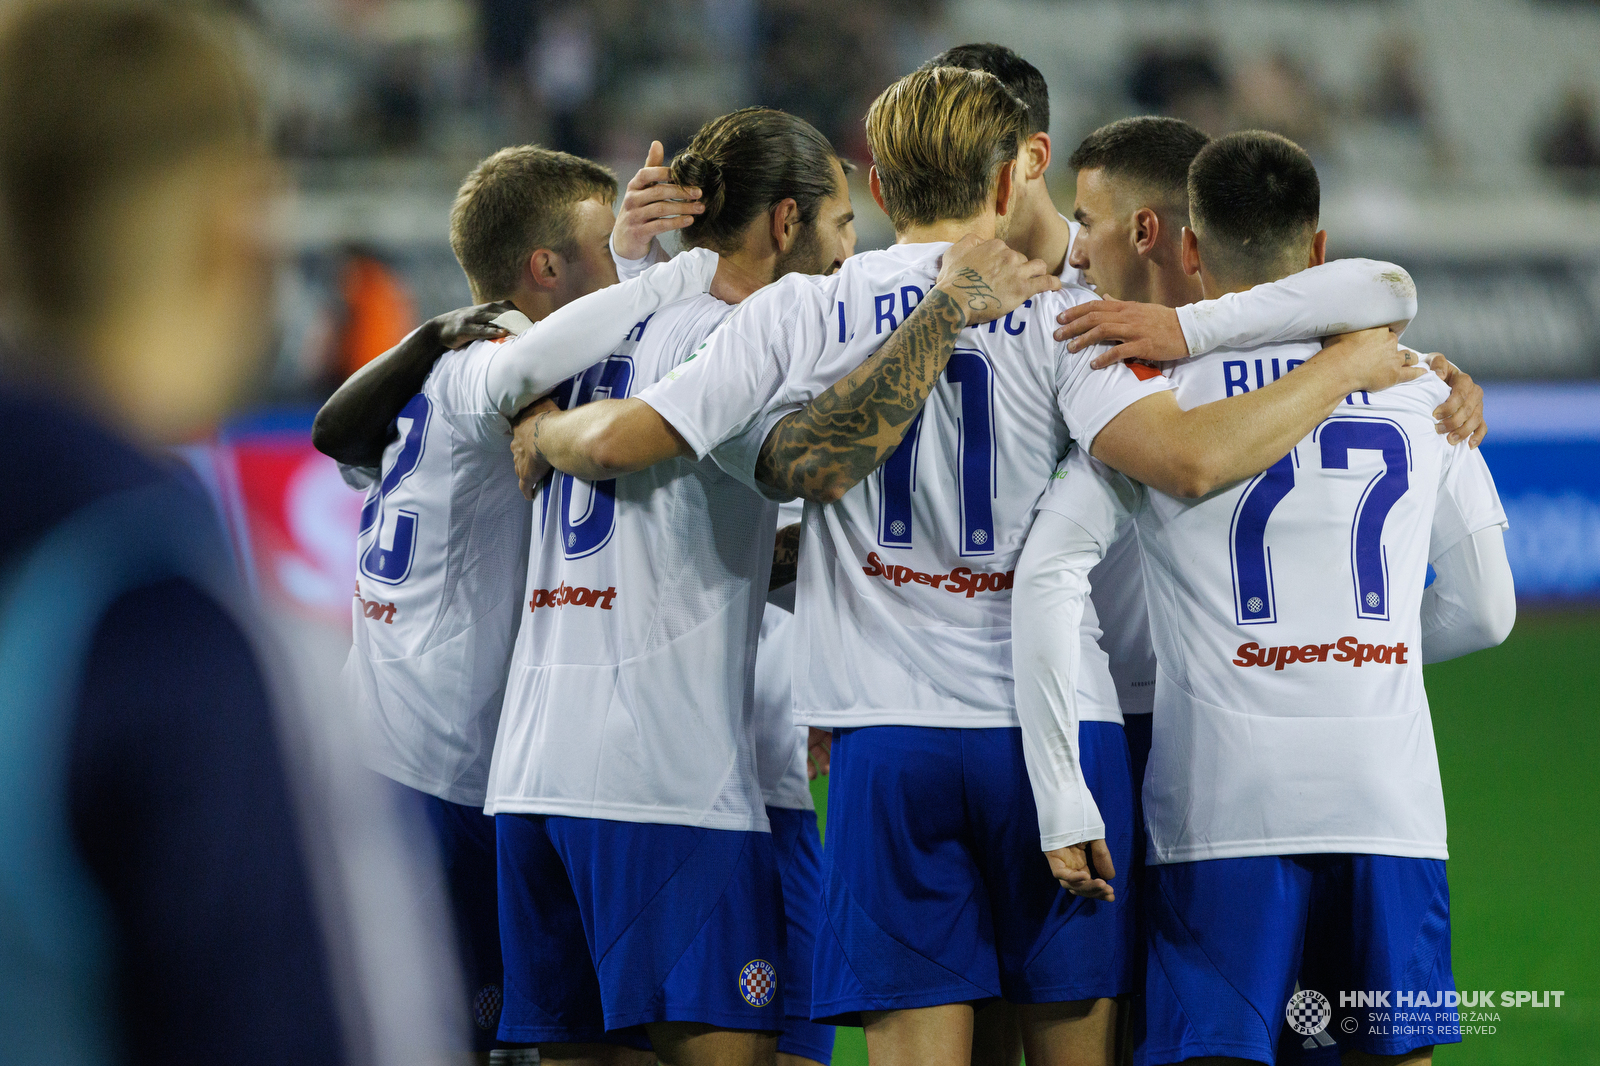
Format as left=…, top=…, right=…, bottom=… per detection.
left=316, top=41, right=1513, bottom=1066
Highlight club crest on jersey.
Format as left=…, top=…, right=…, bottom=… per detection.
left=738, top=959, right=777, bottom=1007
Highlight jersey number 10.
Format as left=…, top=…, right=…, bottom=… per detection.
left=559, top=356, right=635, bottom=559
left=1231, top=417, right=1411, bottom=626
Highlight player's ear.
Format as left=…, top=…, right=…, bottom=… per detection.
left=528, top=248, right=563, bottom=291
left=1180, top=227, right=1202, bottom=276
left=994, top=160, right=1016, bottom=217
left=1024, top=132, right=1051, bottom=181
left=770, top=197, right=801, bottom=252
left=868, top=166, right=888, bottom=215
left=1309, top=229, right=1328, bottom=268
left=1131, top=207, right=1160, bottom=256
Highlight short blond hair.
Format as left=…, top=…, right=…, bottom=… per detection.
left=449, top=146, right=617, bottom=301
left=865, top=66, right=1028, bottom=231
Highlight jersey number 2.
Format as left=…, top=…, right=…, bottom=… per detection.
left=359, top=393, right=430, bottom=585
left=878, top=348, right=997, bottom=556
left=1230, top=417, right=1411, bottom=625
left=559, top=356, right=635, bottom=559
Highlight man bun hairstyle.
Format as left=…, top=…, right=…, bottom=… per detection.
left=1187, top=129, right=1320, bottom=285
left=1068, top=115, right=1210, bottom=217
left=922, top=43, right=1050, bottom=136
left=448, top=145, right=617, bottom=302
left=866, top=66, right=1029, bottom=231
left=667, top=107, right=846, bottom=255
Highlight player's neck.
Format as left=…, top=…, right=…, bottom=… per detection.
left=896, top=215, right=997, bottom=245
left=1151, top=263, right=1204, bottom=309
left=1008, top=192, right=1073, bottom=276
left=713, top=247, right=776, bottom=302
left=508, top=287, right=560, bottom=324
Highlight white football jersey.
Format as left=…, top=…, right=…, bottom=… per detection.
left=1074, top=253, right=1423, bottom=722
left=1040, top=347, right=1507, bottom=863
left=755, top=499, right=813, bottom=811
left=343, top=340, right=530, bottom=806
left=485, top=294, right=781, bottom=832
left=754, top=604, right=813, bottom=811
left=636, top=242, right=1171, bottom=729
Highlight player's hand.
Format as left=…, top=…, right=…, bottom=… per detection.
left=1429, top=354, right=1487, bottom=447
left=1318, top=327, right=1425, bottom=394
left=933, top=234, right=1061, bottom=327
left=435, top=301, right=516, bottom=349
left=510, top=399, right=558, bottom=499
left=806, top=727, right=831, bottom=780
left=1045, top=840, right=1116, bottom=901
left=612, top=140, right=704, bottom=261
left=1054, top=299, right=1189, bottom=366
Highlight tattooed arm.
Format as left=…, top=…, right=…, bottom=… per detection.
left=770, top=522, right=800, bottom=590
left=754, top=235, right=1060, bottom=503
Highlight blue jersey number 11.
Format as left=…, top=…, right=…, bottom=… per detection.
left=877, top=348, right=997, bottom=556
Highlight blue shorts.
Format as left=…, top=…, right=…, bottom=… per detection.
left=769, top=806, right=835, bottom=1064
left=813, top=723, right=1136, bottom=1023
left=413, top=789, right=504, bottom=1050
left=1137, top=854, right=1459, bottom=1066
left=496, top=814, right=786, bottom=1044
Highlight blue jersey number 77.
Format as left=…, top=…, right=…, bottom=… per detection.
left=1230, top=417, right=1412, bottom=625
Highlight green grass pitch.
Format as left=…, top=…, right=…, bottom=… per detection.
left=808, top=610, right=1599, bottom=1065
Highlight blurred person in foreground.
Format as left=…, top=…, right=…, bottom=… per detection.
left=0, top=3, right=447, bottom=1063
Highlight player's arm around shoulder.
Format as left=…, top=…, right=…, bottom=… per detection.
left=512, top=396, right=690, bottom=493
left=311, top=303, right=514, bottom=468
left=1090, top=327, right=1425, bottom=499
left=753, top=235, right=1060, bottom=503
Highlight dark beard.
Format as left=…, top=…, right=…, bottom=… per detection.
left=773, top=220, right=828, bottom=277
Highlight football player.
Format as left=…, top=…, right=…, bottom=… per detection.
left=1014, top=131, right=1512, bottom=1066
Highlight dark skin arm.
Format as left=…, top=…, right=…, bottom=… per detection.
left=754, top=235, right=1060, bottom=503
left=769, top=521, right=800, bottom=590
left=311, top=301, right=514, bottom=467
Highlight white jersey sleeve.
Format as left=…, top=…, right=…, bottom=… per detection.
left=1176, top=258, right=1417, bottom=355
left=634, top=270, right=837, bottom=462
left=1013, top=507, right=1110, bottom=851
left=483, top=248, right=718, bottom=416
left=343, top=338, right=531, bottom=806
left=611, top=235, right=671, bottom=282
left=1429, top=439, right=1509, bottom=560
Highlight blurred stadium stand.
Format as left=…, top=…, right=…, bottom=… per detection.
left=222, top=0, right=1600, bottom=602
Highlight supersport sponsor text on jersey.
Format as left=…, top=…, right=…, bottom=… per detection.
left=1232, top=637, right=1412, bottom=669
left=860, top=551, right=1016, bottom=597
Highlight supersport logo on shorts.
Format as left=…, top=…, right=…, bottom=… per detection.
left=1233, top=637, right=1411, bottom=670
left=861, top=551, right=1015, bottom=598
